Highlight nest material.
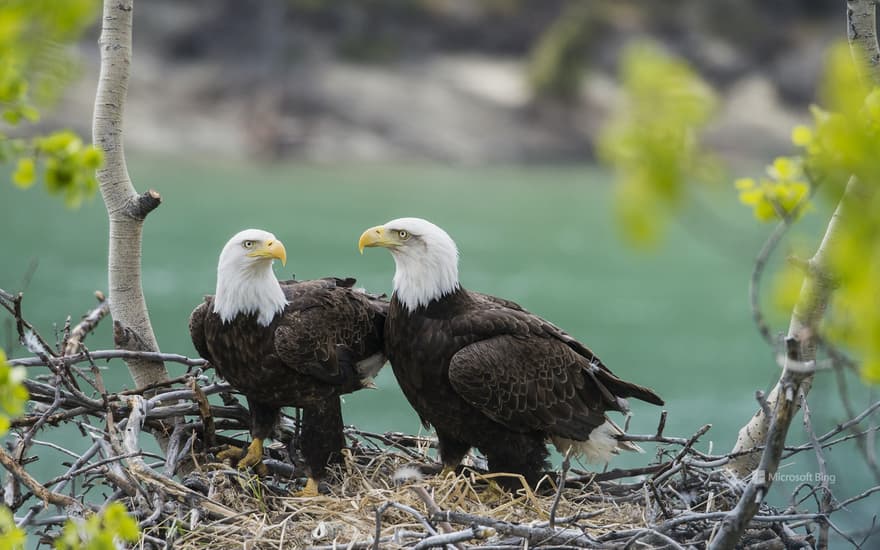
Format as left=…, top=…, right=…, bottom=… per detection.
left=162, top=446, right=644, bottom=549
left=125, top=419, right=813, bottom=549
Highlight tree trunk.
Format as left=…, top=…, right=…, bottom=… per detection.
left=92, top=0, right=170, bottom=443
left=726, top=0, right=880, bottom=479
left=725, top=179, right=856, bottom=475
left=713, top=2, right=880, bottom=547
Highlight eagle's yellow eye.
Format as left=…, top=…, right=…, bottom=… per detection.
left=243, top=240, right=255, bottom=249
left=398, top=230, right=409, bottom=240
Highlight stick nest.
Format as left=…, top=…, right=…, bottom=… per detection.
left=163, top=441, right=648, bottom=549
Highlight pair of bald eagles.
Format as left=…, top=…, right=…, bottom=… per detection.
left=189, top=218, right=663, bottom=495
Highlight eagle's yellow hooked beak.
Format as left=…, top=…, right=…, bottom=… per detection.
left=249, top=239, right=287, bottom=266
left=358, top=225, right=391, bottom=254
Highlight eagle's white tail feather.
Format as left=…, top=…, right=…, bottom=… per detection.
left=551, top=419, right=643, bottom=464
left=392, top=466, right=425, bottom=484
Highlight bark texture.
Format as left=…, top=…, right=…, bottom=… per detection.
left=92, top=0, right=169, bottom=395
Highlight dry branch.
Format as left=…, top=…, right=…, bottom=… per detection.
left=9, top=350, right=206, bottom=369
left=62, top=292, right=109, bottom=357
left=2, top=336, right=876, bottom=547
left=0, top=447, right=81, bottom=510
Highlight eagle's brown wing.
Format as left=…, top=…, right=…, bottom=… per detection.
left=188, top=297, right=214, bottom=365
left=455, top=292, right=664, bottom=407
left=447, top=293, right=662, bottom=440
left=448, top=335, right=612, bottom=440
left=273, top=278, right=386, bottom=389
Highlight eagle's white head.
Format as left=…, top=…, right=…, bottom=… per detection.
left=213, top=228, right=288, bottom=326
left=358, top=217, right=460, bottom=312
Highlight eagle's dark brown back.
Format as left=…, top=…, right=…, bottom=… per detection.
left=386, top=286, right=662, bottom=445
left=189, top=277, right=388, bottom=407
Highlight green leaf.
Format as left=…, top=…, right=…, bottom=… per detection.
left=598, top=41, right=719, bottom=245
left=791, top=125, right=813, bottom=147
left=0, top=507, right=25, bottom=550
left=0, top=349, right=28, bottom=435
left=37, top=130, right=80, bottom=155
left=12, top=157, right=35, bottom=188
left=53, top=502, right=140, bottom=549
left=102, top=503, right=139, bottom=542
left=19, top=103, right=39, bottom=122
left=2, top=109, right=22, bottom=125
left=79, top=146, right=103, bottom=170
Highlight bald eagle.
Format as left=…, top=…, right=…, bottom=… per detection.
left=359, top=218, right=663, bottom=487
left=189, top=229, right=387, bottom=495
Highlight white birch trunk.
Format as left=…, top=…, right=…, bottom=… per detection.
left=92, top=0, right=169, bottom=395
left=726, top=179, right=856, bottom=473
left=726, top=0, right=879, bottom=477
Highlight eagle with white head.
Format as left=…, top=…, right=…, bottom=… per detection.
left=359, top=218, right=663, bottom=487
left=190, top=229, right=387, bottom=495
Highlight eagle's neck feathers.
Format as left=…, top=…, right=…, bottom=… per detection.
left=391, top=231, right=460, bottom=313
left=213, top=260, right=287, bottom=327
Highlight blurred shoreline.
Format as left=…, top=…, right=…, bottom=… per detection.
left=44, top=0, right=835, bottom=166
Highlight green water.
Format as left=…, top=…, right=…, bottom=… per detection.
left=1, top=156, right=876, bottom=535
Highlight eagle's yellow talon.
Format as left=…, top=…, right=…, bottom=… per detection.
left=440, top=465, right=457, bottom=478
left=295, top=477, right=320, bottom=497
left=218, top=439, right=267, bottom=476
left=237, top=438, right=265, bottom=470
left=217, top=445, right=244, bottom=462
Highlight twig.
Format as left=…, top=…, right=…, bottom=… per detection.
left=381, top=502, right=441, bottom=545
left=0, top=289, right=58, bottom=357
left=9, top=349, right=207, bottom=368
left=409, top=485, right=459, bottom=546
left=570, top=463, right=665, bottom=483
left=116, top=396, right=257, bottom=524
left=0, top=447, right=82, bottom=509
left=63, top=292, right=109, bottom=356
left=834, top=363, right=880, bottom=482
left=749, top=220, right=791, bottom=347
left=651, top=424, right=712, bottom=482
left=16, top=375, right=64, bottom=457
left=833, top=484, right=880, bottom=511
left=189, top=377, right=216, bottom=449
left=624, top=528, right=686, bottom=549
left=434, top=511, right=599, bottom=547
left=802, top=397, right=833, bottom=550
left=711, top=375, right=805, bottom=548
left=656, top=410, right=668, bottom=438
left=44, top=441, right=101, bottom=490
left=413, top=526, right=492, bottom=549
left=311, top=537, right=393, bottom=550
left=549, top=447, right=572, bottom=529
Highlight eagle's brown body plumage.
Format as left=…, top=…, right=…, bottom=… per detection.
left=190, top=277, right=387, bottom=479
left=360, top=217, right=665, bottom=488
left=385, top=282, right=664, bottom=487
